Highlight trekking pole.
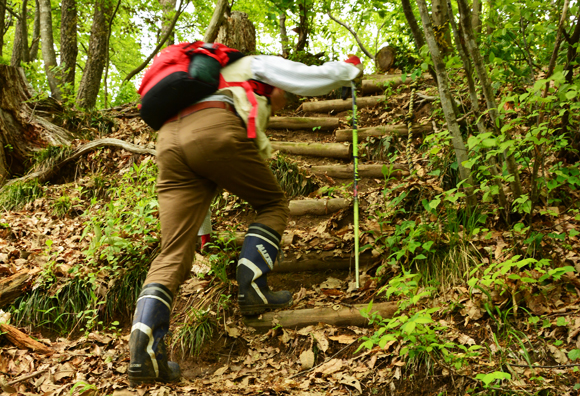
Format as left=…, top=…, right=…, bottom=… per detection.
left=350, top=81, right=360, bottom=289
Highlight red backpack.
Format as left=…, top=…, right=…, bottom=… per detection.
left=138, top=41, right=273, bottom=134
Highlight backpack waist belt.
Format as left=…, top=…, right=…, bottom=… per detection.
left=163, top=101, right=236, bottom=126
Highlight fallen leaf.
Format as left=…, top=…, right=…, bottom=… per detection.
left=339, top=375, right=362, bottom=393
left=329, top=334, right=357, bottom=344
left=315, top=358, right=342, bottom=375
left=300, top=350, right=315, bottom=370
left=548, top=345, right=568, bottom=365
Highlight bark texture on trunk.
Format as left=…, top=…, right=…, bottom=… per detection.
left=203, top=0, right=228, bottom=43
left=335, top=123, right=432, bottom=142
left=60, top=0, right=78, bottom=92
left=295, top=4, right=309, bottom=52
left=362, top=73, right=432, bottom=94
left=271, top=141, right=352, bottom=159
left=375, top=46, right=396, bottom=73
left=310, top=164, right=408, bottom=179
left=447, top=0, right=508, bottom=211
left=244, top=302, right=397, bottom=330
left=401, top=0, right=425, bottom=52
left=159, top=0, right=177, bottom=46
left=216, top=11, right=255, bottom=53
left=39, top=0, right=62, bottom=100
left=472, top=0, right=482, bottom=35
left=28, top=0, right=40, bottom=61
left=279, top=11, right=290, bottom=57
left=302, top=96, right=384, bottom=113
left=0, top=268, right=39, bottom=308
left=416, top=0, right=475, bottom=206
left=288, top=198, right=350, bottom=216
left=10, top=0, right=28, bottom=66
left=0, top=66, right=74, bottom=181
left=431, top=0, right=452, bottom=54
left=456, top=0, right=522, bottom=198
left=0, top=0, right=5, bottom=56
left=76, top=0, right=114, bottom=109
left=0, top=323, right=54, bottom=355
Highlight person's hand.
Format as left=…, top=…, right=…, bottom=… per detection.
left=345, top=54, right=364, bottom=83
left=270, top=87, right=287, bottom=115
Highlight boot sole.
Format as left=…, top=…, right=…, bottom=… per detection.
left=129, top=376, right=180, bottom=387
left=240, top=299, right=293, bottom=316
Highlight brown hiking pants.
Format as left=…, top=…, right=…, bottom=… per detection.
left=144, top=108, right=289, bottom=294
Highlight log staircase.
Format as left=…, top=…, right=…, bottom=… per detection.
left=240, top=73, right=433, bottom=329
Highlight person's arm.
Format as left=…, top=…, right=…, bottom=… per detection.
left=251, top=55, right=362, bottom=97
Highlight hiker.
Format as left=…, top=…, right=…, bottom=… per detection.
left=128, top=52, right=363, bottom=385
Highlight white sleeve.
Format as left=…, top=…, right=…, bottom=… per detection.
left=251, top=55, right=360, bottom=96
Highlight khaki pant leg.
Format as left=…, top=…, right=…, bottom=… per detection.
left=179, top=108, right=289, bottom=236
left=144, top=121, right=217, bottom=294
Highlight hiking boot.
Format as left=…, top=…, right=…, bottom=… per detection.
left=128, top=283, right=180, bottom=386
left=237, top=223, right=293, bottom=315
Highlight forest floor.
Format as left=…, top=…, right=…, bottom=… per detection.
left=1, top=75, right=580, bottom=396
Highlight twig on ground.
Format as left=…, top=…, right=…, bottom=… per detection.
left=289, top=339, right=359, bottom=379
left=7, top=368, right=49, bottom=386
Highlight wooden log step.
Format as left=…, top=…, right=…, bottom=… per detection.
left=335, top=123, right=433, bottom=142
left=268, top=117, right=339, bottom=131
left=271, top=141, right=352, bottom=159
left=243, top=302, right=397, bottom=330
left=275, top=251, right=377, bottom=273
left=302, top=96, right=384, bottom=114
left=362, top=73, right=432, bottom=94
left=288, top=198, right=350, bottom=216
left=310, top=164, right=408, bottom=179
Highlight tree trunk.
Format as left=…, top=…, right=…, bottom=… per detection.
left=0, top=0, right=5, bottom=57
left=295, top=3, right=309, bottom=52
left=472, top=0, right=482, bottom=36
left=375, top=46, right=396, bottom=73
left=159, top=0, right=177, bottom=46
left=401, top=0, right=425, bottom=52
left=268, top=117, right=339, bottom=131
left=60, top=0, right=78, bottom=93
left=271, top=141, right=352, bottom=159
left=244, top=302, right=397, bottom=330
left=76, top=0, right=114, bottom=109
left=416, top=0, right=476, bottom=207
left=203, top=0, right=228, bottom=43
left=335, top=123, right=432, bottom=142
left=485, top=0, right=496, bottom=35
left=303, top=96, right=384, bottom=113
left=0, top=66, right=75, bottom=181
left=28, top=0, right=40, bottom=61
left=39, top=0, right=62, bottom=100
left=456, top=0, right=523, bottom=198
left=310, top=164, right=408, bottom=179
left=447, top=0, right=508, bottom=213
left=216, top=11, right=255, bottom=53
left=431, top=0, right=452, bottom=55
left=10, top=0, right=28, bottom=67
left=279, top=11, right=290, bottom=57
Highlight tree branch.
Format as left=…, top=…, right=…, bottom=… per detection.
left=203, top=0, right=228, bottom=42
left=327, top=12, right=374, bottom=60
left=1, top=138, right=156, bottom=189
left=123, top=0, right=185, bottom=83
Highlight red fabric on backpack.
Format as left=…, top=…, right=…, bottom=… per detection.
left=138, top=41, right=273, bottom=133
